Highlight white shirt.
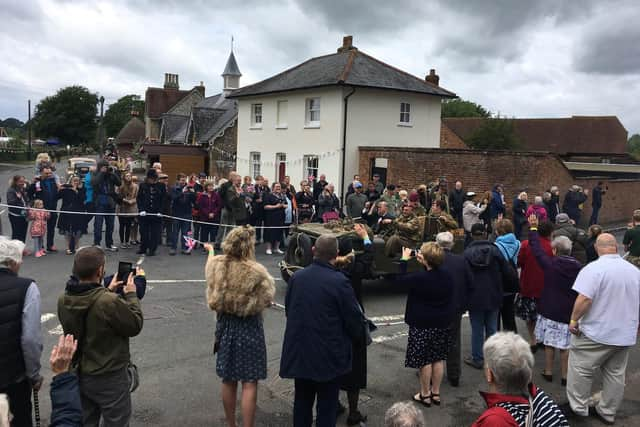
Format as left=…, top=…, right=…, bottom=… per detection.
left=572, top=254, right=640, bottom=346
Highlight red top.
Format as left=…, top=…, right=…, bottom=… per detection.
left=472, top=384, right=537, bottom=427
left=517, top=237, right=552, bottom=298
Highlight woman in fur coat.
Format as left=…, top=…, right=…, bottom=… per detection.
left=204, top=226, right=275, bottom=427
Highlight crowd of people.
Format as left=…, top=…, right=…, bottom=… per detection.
left=1, top=155, right=640, bottom=427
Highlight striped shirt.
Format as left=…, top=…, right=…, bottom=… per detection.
left=496, top=388, right=568, bottom=427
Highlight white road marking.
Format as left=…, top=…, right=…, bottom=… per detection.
left=372, top=331, right=408, bottom=344
left=369, top=314, right=404, bottom=322
left=41, top=313, right=56, bottom=323
left=48, top=325, right=63, bottom=335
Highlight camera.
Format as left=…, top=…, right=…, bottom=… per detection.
left=117, top=261, right=136, bottom=281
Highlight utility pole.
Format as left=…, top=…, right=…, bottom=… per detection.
left=99, top=95, right=105, bottom=156
left=27, top=100, right=32, bottom=160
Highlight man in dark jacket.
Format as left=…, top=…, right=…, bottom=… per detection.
left=91, top=159, right=121, bottom=251
left=562, top=185, right=588, bottom=225
left=436, top=231, right=473, bottom=387
left=313, top=174, right=328, bottom=201
left=169, top=174, right=196, bottom=255
left=215, top=172, right=237, bottom=248
left=463, top=223, right=513, bottom=369
left=449, top=180, right=466, bottom=228
left=489, top=184, right=506, bottom=221
left=137, top=169, right=167, bottom=256
left=29, top=166, right=59, bottom=251
left=553, top=213, right=589, bottom=264
left=280, top=234, right=364, bottom=427
left=58, top=246, right=143, bottom=426
left=0, top=237, right=43, bottom=427
left=543, top=186, right=561, bottom=224
left=589, top=181, right=606, bottom=225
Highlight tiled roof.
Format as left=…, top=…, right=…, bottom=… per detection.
left=442, top=116, right=628, bottom=155
left=144, top=87, right=191, bottom=119
left=222, top=52, right=242, bottom=76
left=193, top=94, right=237, bottom=144
left=228, top=47, right=455, bottom=98
left=115, top=117, right=145, bottom=146
left=161, top=114, right=190, bottom=144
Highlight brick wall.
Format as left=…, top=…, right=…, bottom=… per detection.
left=359, top=146, right=640, bottom=225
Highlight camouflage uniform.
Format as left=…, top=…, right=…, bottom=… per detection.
left=412, top=204, right=427, bottom=217
left=385, top=212, right=422, bottom=257
left=424, top=211, right=459, bottom=242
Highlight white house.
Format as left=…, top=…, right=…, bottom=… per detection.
left=228, top=36, right=456, bottom=195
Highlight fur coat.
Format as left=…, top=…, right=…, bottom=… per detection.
left=205, top=255, right=275, bottom=317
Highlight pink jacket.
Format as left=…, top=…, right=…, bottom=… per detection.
left=526, top=204, right=548, bottom=222
left=29, top=210, right=50, bottom=237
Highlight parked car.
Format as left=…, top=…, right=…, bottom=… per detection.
left=66, top=157, right=96, bottom=181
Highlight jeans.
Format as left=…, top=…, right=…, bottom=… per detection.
left=47, top=212, right=58, bottom=249
left=94, top=205, right=115, bottom=246
left=469, top=309, right=499, bottom=362
left=589, top=205, right=601, bottom=225
left=118, top=216, right=133, bottom=243
left=33, top=236, right=44, bottom=253
left=293, top=378, right=340, bottom=427
left=9, top=214, right=28, bottom=242
left=171, top=217, right=192, bottom=250
left=80, top=368, right=131, bottom=427
left=199, top=222, right=218, bottom=243
left=0, top=379, right=32, bottom=427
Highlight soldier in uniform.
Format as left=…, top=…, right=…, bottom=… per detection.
left=424, top=200, right=459, bottom=242
left=384, top=204, right=422, bottom=257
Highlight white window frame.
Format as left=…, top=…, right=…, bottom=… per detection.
left=250, top=103, right=263, bottom=129
left=276, top=100, right=288, bottom=129
left=303, top=155, right=319, bottom=180
left=398, top=102, right=412, bottom=126
left=250, top=152, right=261, bottom=179
left=305, top=97, right=321, bottom=128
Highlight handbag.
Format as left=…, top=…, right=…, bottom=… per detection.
left=322, top=210, right=340, bottom=223
left=501, top=258, right=520, bottom=294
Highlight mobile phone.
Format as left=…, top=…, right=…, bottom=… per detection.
left=117, top=261, right=134, bottom=282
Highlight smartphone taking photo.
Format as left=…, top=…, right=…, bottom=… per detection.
left=117, top=261, right=134, bottom=282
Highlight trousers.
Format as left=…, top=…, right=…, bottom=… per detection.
left=46, top=212, right=58, bottom=249
left=80, top=368, right=131, bottom=427
left=171, top=216, right=192, bottom=250
left=139, top=216, right=162, bottom=254
left=499, top=294, right=518, bottom=333
left=447, top=312, right=462, bottom=382
left=9, top=214, right=29, bottom=242
left=215, top=209, right=235, bottom=246
left=567, top=334, right=630, bottom=423
left=94, top=206, right=115, bottom=246
left=468, top=309, right=499, bottom=362
left=293, top=378, right=340, bottom=427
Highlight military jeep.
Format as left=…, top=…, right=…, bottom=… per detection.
left=279, top=218, right=465, bottom=283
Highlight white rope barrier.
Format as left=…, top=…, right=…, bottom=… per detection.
left=0, top=203, right=295, bottom=229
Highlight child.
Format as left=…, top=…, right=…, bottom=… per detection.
left=28, top=199, right=50, bottom=257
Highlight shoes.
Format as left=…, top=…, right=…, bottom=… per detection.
left=530, top=344, right=538, bottom=354
left=130, top=240, right=139, bottom=245
left=346, top=411, right=367, bottom=426
left=47, top=246, right=58, bottom=252
left=169, top=249, right=177, bottom=256
left=275, top=249, right=284, bottom=254
left=588, top=407, right=614, bottom=425
left=65, top=249, right=74, bottom=255
left=337, top=403, right=347, bottom=416
left=541, top=371, right=553, bottom=382
left=35, top=250, right=45, bottom=258
left=147, top=250, right=156, bottom=256
left=464, top=356, right=483, bottom=370
left=22, top=249, right=32, bottom=256
left=105, top=245, right=119, bottom=252
left=121, top=243, right=129, bottom=249
left=136, top=249, right=145, bottom=255
left=266, top=249, right=273, bottom=255
left=449, top=378, right=460, bottom=387
left=181, top=250, right=191, bottom=255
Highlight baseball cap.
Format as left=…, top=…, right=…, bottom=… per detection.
left=556, top=213, right=570, bottom=224
left=354, top=181, right=363, bottom=189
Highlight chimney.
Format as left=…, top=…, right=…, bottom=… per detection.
left=195, top=81, right=205, bottom=97
left=425, top=69, right=440, bottom=86
left=337, top=35, right=356, bottom=53
left=164, top=73, right=179, bottom=90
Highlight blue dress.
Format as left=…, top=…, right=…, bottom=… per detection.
left=215, top=313, right=267, bottom=382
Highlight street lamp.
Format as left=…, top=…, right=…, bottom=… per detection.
left=99, top=96, right=105, bottom=156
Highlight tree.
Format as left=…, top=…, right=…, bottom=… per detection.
left=1, top=118, right=25, bottom=128
left=441, top=98, right=491, bottom=118
left=467, top=117, right=520, bottom=150
left=629, top=134, right=640, bottom=159
left=32, top=85, right=98, bottom=145
left=103, top=94, right=145, bottom=137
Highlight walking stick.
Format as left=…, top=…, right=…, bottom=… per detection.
left=33, top=389, right=41, bottom=427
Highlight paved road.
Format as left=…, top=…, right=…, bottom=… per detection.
left=1, top=162, right=639, bottom=426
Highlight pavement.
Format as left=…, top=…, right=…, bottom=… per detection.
left=1, top=161, right=639, bottom=426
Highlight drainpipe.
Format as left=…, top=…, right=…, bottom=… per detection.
left=341, top=86, right=356, bottom=204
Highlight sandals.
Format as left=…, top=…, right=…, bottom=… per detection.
left=412, top=392, right=432, bottom=407
left=431, top=393, right=441, bottom=406
left=541, top=371, right=553, bottom=382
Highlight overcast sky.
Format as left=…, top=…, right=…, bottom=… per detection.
left=2, top=0, right=639, bottom=135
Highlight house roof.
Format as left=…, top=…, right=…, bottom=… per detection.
left=442, top=116, right=628, bottom=155
left=222, top=51, right=242, bottom=76
left=161, top=114, right=190, bottom=144
left=193, top=94, right=238, bottom=143
left=115, top=117, right=145, bottom=146
left=144, top=87, right=192, bottom=119
left=228, top=46, right=455, bottom=99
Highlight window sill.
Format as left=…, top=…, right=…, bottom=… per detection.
left=249, top=125, right=263, bottom=130
left=275, top=125, right=288, bottom=129
left=397, top=122, right=413, bottom=128
left=304, top=123, right=321, bottom=129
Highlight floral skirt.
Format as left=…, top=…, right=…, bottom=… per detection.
left=515, top=295, right=538, bottom=322
left=535, top=315, right=571, bottom=350
left=215, top=313, right=267, bottom=382
left=405, top=326, right=451, bottom=368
